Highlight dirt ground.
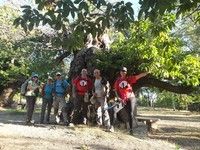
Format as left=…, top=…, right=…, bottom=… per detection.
left=0, top=106, right=199, bottom=150
left=139, top=108, right=200, bottom=150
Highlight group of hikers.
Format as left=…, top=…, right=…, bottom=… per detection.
left=23, top=67, right=147, bottom=134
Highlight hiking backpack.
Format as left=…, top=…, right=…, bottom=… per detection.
left=20, top=78, right=30, bottom=96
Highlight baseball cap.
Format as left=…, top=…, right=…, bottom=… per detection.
left=48, top=76, right=53, bottom=80
left=56, top=72, right=61, bottom=76
left=120, top=67, right=127, bottom=72
left=32, top=73, right=39, bottom=78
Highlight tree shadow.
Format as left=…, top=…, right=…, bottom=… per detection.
left=74, top=144, right=115, bottom=150
left=149, top=126, right=200, bottom=150
left=0, top=109, right=40, bottom=125
left=137, top=114, right=200, bottom=123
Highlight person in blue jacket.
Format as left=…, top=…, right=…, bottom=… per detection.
left=53, top=72, right=70, bottom=125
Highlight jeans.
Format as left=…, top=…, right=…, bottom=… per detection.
left=72, top=95, right=89, bottom=124
left=40, top=97, right=53, bottom=123
left=123, top=97, right=138, bottom=130
left=110, top=97, right=138, bottom=130
left=96, top=97, right=110, bottom=128
left=53, top=95, right=68, bottom=124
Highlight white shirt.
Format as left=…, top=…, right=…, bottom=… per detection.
left=94, top=78, right=106, bottom=98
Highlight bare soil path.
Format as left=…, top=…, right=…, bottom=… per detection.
left=0, top=107, right=199, bottom=150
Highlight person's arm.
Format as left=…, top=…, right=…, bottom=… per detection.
left=52, top=81, right=56, bottom=96
left=64, top=80, right=70, bottom=95
left=72, top=78, right=77, bottom=98
left=105, top=81, right=110, bottom=98
left=113, top=80, right=121, bottom=102
left=26, top=80, right=32, bottom=91
left=135, top=72, right=148, bottom=80
left=72, top=85, right=77, bottom=98
left=41, top=84, right=45, bottom=97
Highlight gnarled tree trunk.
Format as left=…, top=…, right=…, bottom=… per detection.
left=0, top=85, right=17, bottom=107
left=0, top=79, right=24, bottom=108
left=69, top=47, right=101, bottom=80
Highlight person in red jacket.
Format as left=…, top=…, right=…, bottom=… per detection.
left=72, top=69, right=93, bottom=124
left=114, top=67, right=148, bottom=133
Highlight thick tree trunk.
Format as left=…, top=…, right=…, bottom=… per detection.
left=69, top=47, right=100, bottom=80
left=0, top=86, right=16, bottom=107
left=67, top=47, right=197, bottom=124
left=0, top=79, right=23, bottom=108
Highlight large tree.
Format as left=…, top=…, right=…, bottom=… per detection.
left=13, top=0, right=200, bottom=95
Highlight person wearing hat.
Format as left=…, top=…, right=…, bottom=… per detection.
left=53, top=72, right=70, bottom=125
left=40, top=76, right=54, bottom=124
left=113, top=67, right=148, bottom=134
left=25, top=73, right=40, bottom=125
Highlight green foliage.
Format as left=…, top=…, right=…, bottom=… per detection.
left=96, top=14, right=200, bottom=86
left=0, top=6, right=28, bottom=86
left=155, top=91, right=195, bottom=110
left=14, top=0, right=135, bottom=50
left=139, top=0, right=200, bottom=23
left=174, top=19, right=200, bottom=55
left=138, top=87, right=199, bottom=110
left=0, top=6, right=63, bottom=87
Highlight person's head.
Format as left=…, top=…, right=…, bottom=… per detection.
left=120, top=67, right=127, bottom=78
left=56, top=72, right=62, bottom=80
left=81, top=69, right=88, bottom=77
left=47, top=76, right=53, bottom=83
left=93, top=69, right=101, bottom=78
left=32, top=74, right=39, bottom=82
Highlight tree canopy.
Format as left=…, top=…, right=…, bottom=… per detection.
left=0, top=0, right=199, bottom=94
left=95, top=15, right=199, bottom=93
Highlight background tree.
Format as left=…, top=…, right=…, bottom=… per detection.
left=0, top=6, right=67, bottom=107
left=138, top=0, right=200, bottom=23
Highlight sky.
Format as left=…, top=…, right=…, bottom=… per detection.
left=0, top=0, right=140, bottom=12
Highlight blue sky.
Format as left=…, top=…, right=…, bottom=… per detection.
left=0, top=0, right=140, bottom=17
left=0, top=0, right=140, bottom=10
left=0, top=0, right=5, bottom=5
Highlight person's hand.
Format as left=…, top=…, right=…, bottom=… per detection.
left=93, top=93, right=97, bottom=98
left=72, top=93, right=76, bottom=98
left=115, top=97, right=121, bottom=103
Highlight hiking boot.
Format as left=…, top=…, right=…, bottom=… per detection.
left=83, top=118, right=87, bottom=125
left=129, top=129, right=134, bottom=135
left=64, top=121, right=70, bottom=126
left=68, top=123, right=75, bottom=127
left=109, top=126, right=114, bottom=133
left=105, top=126, right=114, bottom=133
left=46, top=121, right=50, bottom=124
left=40, top=120, right=44, bottom=124
left=56, top=116, right=60, bottom=124
left=25, top=121, right=32, bottom=125
left=25, top=120, right=34, bottom=126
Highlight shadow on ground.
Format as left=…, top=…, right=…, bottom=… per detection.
left=140, top=112, right=200, bottom=150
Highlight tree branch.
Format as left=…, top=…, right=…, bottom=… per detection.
left=134, top=76, right=196, bottom=94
